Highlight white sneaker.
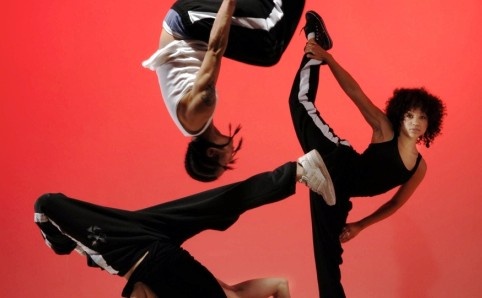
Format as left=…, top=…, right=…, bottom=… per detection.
left=297, top=149, right=336, bottom=206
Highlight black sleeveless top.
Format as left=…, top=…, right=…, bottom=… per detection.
left=340, top=137, right=422, bottom=197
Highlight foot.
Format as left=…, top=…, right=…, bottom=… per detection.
left=303, top=10, right=333, bottom=50
left=297, top=149, right=336, bottom=206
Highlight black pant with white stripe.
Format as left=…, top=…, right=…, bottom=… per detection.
left=289, top=56, right=356, bottom=298
left=34, top=162, right=296, bottom=297
left=172, top=0, right=305, bottom=66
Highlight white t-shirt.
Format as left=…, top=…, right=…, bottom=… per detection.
left=142, top=39, right=213, bottom=137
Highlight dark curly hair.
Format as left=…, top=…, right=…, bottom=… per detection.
left=385, top=88, right=446, bottom=147
left=184, top=125, right=243, bottom=182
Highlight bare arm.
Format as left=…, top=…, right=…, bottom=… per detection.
left=178, top=0, right=236, bottom=132
left=305, top=41, right=393, bottom=143
left=129, top=282, right=158, bottom=298
left=220, top=278, right=291, bottom=298
left=340, top=159, right=427, bottom=243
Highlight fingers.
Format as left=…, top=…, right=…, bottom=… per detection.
left=304, top=41, right=327, bottom=60
left=304, top=40, right=322, bottom=51
left=339, top=227, right=351, bottom=243
left=304, top=42, right=316, bottom=54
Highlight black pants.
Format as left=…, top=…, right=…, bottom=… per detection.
left=172, top=0, right=305, bottom=66
left=289, top=56, right=356, bottom=298
left=34, top=162, right=296, bottom=297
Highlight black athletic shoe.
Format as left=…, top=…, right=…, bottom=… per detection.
left=303, top=10, right=333, bottom=50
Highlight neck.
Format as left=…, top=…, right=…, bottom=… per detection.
left=397, top=134, right=419, bottom=154
left=200, top=124, right=229, bottom=145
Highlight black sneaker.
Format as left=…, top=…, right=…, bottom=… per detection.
left=303, top=10, right=333, bottom=50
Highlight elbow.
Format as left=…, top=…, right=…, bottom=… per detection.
left=278, top=278, right=290, bottom=293
left=272, top=278, right=290, bottom=296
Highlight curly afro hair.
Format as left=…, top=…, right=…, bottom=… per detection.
left=385, top=88, right=446, bottom=147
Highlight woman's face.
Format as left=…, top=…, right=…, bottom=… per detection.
left=400, top=108, right=428, bottom=140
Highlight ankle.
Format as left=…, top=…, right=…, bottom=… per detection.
left=296, top=162, right=304, bottom=182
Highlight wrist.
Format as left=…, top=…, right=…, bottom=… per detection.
left=357, top=219, right=368, bottom=230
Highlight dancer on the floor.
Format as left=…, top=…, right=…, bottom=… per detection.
left=34, top=150, right=333, bottom=298
left=290, top=11, right=446, bottom=297
left=142, top=0, right=306, bottom=182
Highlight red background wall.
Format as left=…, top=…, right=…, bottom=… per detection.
left=3, top=1, right=481, bottom=297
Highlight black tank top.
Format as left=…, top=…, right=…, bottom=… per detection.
left=346, top=137, right=422, bottom=197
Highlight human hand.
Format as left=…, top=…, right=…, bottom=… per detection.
left=339, top=222, right=362, bottom=243
left=304, top=40, right=332, bottom=62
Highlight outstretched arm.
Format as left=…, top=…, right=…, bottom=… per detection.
left=178, top=0, right=236, bottom=132
left=340, top=159, right=427, bottom=243
left=305, top=41, right=393, bottom=143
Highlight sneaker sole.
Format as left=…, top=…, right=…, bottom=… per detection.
left=306, top=150, right=336, bottom=206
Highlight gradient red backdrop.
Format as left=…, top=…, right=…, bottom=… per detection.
left=3, top=1, right=482, bottom=297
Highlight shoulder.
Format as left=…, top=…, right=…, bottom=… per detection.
left=412, top=157, right=427, bottom=181
left=371, top=117, right=395, bottom=143
left=418, top=157, right=427, bottom=174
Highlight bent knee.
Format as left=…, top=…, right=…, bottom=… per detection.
left=34, top=193, right=65, bottom=213
left=257, top=49, right=282, bottom=66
